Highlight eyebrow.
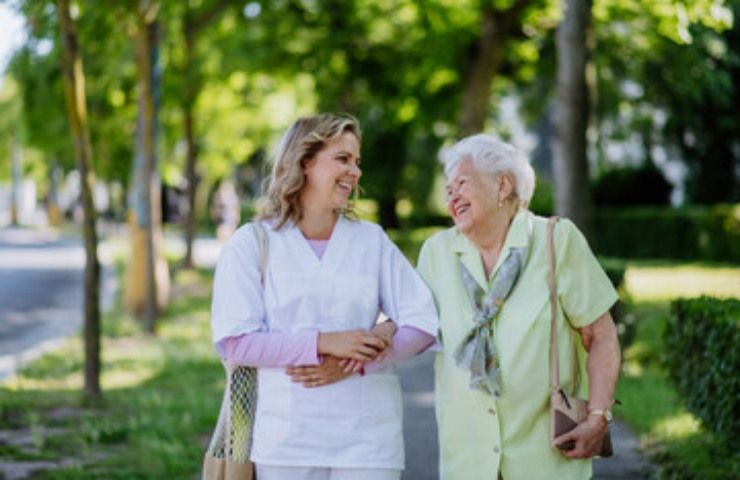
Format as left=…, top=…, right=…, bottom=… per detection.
left=336, top=150, right=360, bottom=162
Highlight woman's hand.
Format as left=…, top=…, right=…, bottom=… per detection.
left=370, top=320, right=397, bottom=361
left=338, top=358, right=365, bottom=374
left=317, top=330, right=389, bottom=362
left=286, top=355, right=352, bottom=388
left=553, top=415, right=609, bottom=459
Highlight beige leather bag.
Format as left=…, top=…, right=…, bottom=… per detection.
left=547, top=217, right=613, bottom=457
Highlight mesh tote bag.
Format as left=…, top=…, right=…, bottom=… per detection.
left=203, top=222, right=268, bottom=480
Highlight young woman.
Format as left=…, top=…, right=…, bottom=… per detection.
left=210, top=114, right=438, bottom=480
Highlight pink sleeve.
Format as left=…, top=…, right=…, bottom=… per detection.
left=216, top=331, right=321, bottom=367
left=364, top=325, right=435, bottom=374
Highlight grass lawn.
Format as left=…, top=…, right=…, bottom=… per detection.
left=0, top=268, right=223, bottom=479
left=616, top=263, right=740, bottom=479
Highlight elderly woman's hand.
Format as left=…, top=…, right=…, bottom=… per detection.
left=553, top=415, right=609, bottom=459
left=370, top=320, right=397, bottom=361
left=286, top=355, right=352, bottom=388
left=317, top=329, right=389, bottom=361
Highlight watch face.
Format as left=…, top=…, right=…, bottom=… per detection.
left=605, top=410, right=613, bottom=422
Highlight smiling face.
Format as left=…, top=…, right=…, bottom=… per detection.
left=446, top=157, right=504, bottom=235
left=301, top=131, right=362, bottom=212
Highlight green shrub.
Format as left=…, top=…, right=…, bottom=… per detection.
left=665, top=297, right=740, bottom=444
left=529, top=177, right=554, bottom=217
left=592, top=205, right=740, bottom=262
left=597, top=257, right=634, bottom=351
left=593, top=165, right=672, bottom=207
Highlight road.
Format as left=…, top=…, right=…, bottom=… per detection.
left=0, top=227, right=115, bottom=381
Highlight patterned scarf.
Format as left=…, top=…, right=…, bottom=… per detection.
left=454, top=214, right=532, bottom=398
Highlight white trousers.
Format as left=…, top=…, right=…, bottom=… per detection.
left=255, top=465, right=402, bottom=480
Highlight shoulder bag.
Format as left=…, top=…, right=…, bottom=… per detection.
left=547, top=217, right=613, bottom=458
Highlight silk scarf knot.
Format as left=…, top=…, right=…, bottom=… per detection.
left=454, top=214, right=533, bottom=398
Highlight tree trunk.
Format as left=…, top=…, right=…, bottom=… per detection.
left=458, top=8, right=504, bottom=137
left=125, top=0, right=169, bottom=331
left=458, top=0, right=532, bottom=137
left=553, top=0, right=593, bottom=237
left=10, top=137, right=21, bottom=226
left=181, top=25, right=198, bottom=269
left=56, top=0, right=102, bottom=404
left=179, top=1, right=231, bottom=268
left=47, top=160, right=63, bottom=228
left=378, top=197, right=399, bottom=230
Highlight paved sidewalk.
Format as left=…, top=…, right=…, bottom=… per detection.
left=0, top=227, right=117, bottom=381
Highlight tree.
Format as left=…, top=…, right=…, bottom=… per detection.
left=458, top=0, right=541, bottom=136
left=124, top=0, right=169, bottom=330
left=585, top=0, right=735, bottom=205
left=553, top=0, right=593, bottom=234
left=641, top=1, right=739, bottom=203
left=169, top=0, right=233, bottom=268
left=56, top=0, right=101, bottom=403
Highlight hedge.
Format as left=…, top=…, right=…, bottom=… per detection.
left=592, top=205, right=740, bottom=262
left=665, top=297, right=740, bottom=444
left=388, top=228, right=632, bottom=348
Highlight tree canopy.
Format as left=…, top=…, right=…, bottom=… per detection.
left=1, top=0, right=736, bottom=223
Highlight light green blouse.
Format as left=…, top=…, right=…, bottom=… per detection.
left=417, top=211, right=618, bottom=480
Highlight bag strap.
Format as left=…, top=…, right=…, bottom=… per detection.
left=252, top=221, right=269, bottom=286
left=547, top=216, right=560, bottom=392
left=224, top=221, right=268, bottom=376
left=223, top=221, right=269, bottom=460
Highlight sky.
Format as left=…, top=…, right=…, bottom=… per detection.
left=0, top=2, right=27, bottom=80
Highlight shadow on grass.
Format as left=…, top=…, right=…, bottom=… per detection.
left=1, top=355, right=226, bottom=479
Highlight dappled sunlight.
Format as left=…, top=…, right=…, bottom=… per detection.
left=3, top=373, right=84, bottom=392
left=625, top=265, right=740, bottom=302
left=102, top=364, right=162, bottom=390
left=101, top=339, right=164, bottom=390
left=652, top=412, right=702, bottom=441
left=621, top=354, right=644, bottom=376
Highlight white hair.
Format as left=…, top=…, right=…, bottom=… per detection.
left=439, top=134, right=536, bottom=208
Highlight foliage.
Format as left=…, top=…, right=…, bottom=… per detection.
left=591, top=205, right=740, bottom=262
left=5, top=0, right=138, bottom=193
left=665, top=297, right=740, bottom=445
left=528, top=174, right=555, bottom=216
left=592, top=0, right=738, bottom=205
left=592, top=165, right=672, bottom=207
left=617, top=265, right=740, bottom=479
left=520, top=0, right=737, bottom=205
left=0, top=76, right=22, bottom=180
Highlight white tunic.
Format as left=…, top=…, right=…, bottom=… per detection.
left=211, top=216, right=438, bottom=469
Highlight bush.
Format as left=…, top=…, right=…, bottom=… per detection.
left=597, top=257, right=635, bottom=351
left=592, top=205, right=740, bottom=262
left=665, top=297, right=740, bottom=445
left=529, top=177, right=554, bottom=217
left=593, top=165, right=672, bottom=207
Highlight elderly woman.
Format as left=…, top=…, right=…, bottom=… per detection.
left=417, top=134, right=620, bottom=480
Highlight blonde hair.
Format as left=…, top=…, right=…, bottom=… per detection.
left=257, top=113, right=361, bottom=229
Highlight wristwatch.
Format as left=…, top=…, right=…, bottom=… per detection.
left=588, top=409, right=613, bottom=423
